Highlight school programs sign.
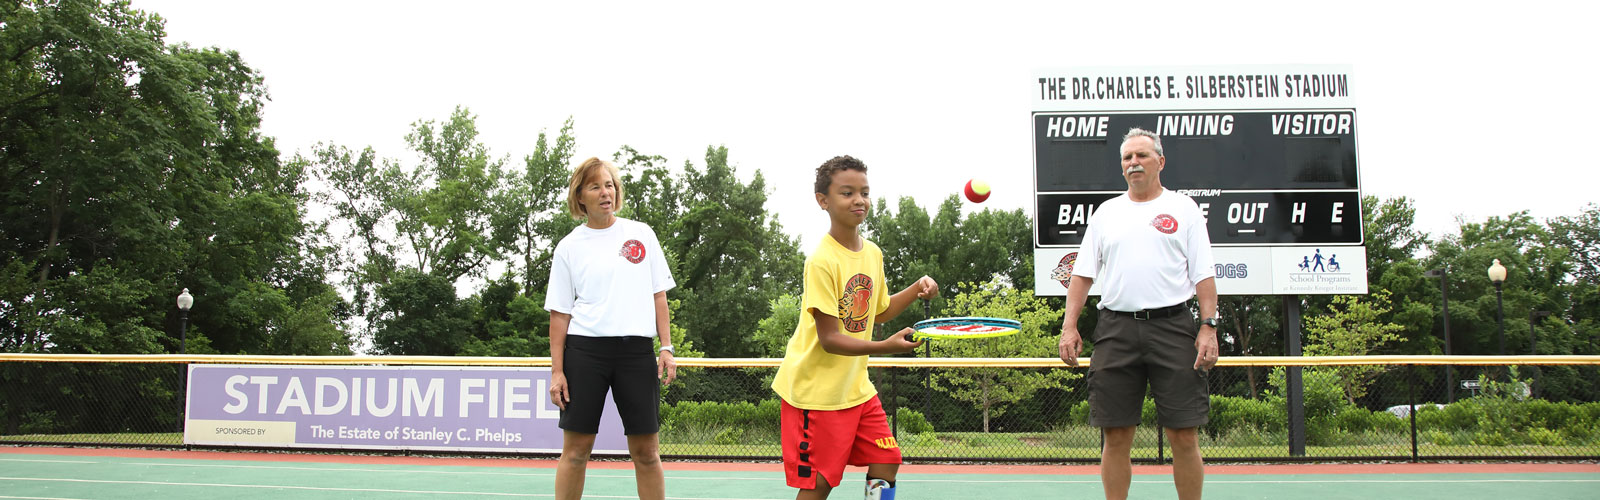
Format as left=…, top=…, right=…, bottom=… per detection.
left=184, top=365, right=629, bottom=454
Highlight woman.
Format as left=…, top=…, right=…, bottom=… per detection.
left=545, top=157, right=677, bottom=500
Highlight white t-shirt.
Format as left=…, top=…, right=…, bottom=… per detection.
left=1074, top=189, right=1215, bottom=312
left=545, top=217, right=676, bottom=338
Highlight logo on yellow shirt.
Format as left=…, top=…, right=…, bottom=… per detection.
left=838, top=273, right=873, bottom=333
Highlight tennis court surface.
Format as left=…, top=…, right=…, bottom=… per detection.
left=4, top=446, right=1597, bottom=499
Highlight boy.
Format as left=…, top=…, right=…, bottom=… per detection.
left=772, top=155, right=937, bottom=500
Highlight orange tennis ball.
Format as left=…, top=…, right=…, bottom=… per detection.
left=964, top=179, right=990, bottom=203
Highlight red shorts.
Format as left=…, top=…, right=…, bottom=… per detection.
left=781, top=395, right=902, bottom=489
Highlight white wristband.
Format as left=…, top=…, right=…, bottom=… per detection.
left=658, top=345, right=674, bottom=354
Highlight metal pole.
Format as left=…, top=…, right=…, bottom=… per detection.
left=1436, top=270, right=1454, bottom=403
left=179, top=309, right=189, bottom=354
left=1408, top=370, right=1418, bottom=462
left=1157, top=428, right=1166, bottom=464
left=922, top=300, right=931, bottom=425
left=883, top=322, right=897, bottom=438
left=177, top=309, right=189, bottom=435
left=1494, top=282, right=1505, bottom=356
left=1530, top=311, right=1548, bottom=398
left=1284, top=295, right=1305, bottom=457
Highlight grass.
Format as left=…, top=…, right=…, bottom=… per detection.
left=1, top=432, right=181, bottom=445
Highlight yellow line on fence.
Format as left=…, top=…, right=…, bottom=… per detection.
left=3, top=353, right=1599, bottom=368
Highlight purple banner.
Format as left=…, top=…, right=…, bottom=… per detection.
left=184, top=365, right=628, bottom=454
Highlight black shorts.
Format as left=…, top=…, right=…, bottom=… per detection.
left=1087, top=306, right=1210, bottom=429
left=559, top=335, right=661, bottom=435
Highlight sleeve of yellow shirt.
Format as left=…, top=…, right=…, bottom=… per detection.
left=801, top=254, right=840, bottom=322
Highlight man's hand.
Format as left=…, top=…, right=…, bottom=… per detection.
left=658, top=351, right=678, bottom=385
left=549, top=372, right=570, bottom=410
left=914, top=276, right=939, bottom=299
left=1058, top=327, right=1083, bottom=367
left=1194, top=327, right=1220, bottom=371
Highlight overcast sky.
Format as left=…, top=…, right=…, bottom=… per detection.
left=134, top=0, right=1597, bottom=260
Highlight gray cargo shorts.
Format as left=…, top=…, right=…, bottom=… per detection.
left=1086, top=305, right=1210, bottom=429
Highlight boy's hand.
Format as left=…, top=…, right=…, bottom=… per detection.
left=914, top=276, right=939, bottom=299
left=888, top=327, right=924, bottom=353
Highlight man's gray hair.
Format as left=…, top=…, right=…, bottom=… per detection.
left=1122, top=127, right=1164, bottom=157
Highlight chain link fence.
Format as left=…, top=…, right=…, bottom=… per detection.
left=3, top=356, right=1598, bottom=462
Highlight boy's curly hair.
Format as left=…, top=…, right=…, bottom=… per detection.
left=814, top=155, right=867, bottom=194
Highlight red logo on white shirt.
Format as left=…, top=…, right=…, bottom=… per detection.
left=1151, top=214, right=1178, bottom=234
left=620, top=239, right=646, bottom=263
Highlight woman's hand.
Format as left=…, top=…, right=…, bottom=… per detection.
left=548, top=372, right=569, bottom=410
left=658, top=351, right=678, bottom=385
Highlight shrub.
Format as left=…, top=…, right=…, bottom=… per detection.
left=658, top=399, right=780, bottom=444
left=895, top=407, right=935, bottom=435
left=1267, top=367, right=1354, bottom=420
left=1416, top=401, right=1479, bottom=432
left=1069, top=400, right=1091, bottom=426
left=1207, top=395, right=1285, bottom=437
left=1527, top=427, right=1565, bottom=447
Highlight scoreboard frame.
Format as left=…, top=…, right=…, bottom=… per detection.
left=1031, top=65, right=1367, bottom=296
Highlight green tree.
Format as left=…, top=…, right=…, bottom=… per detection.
left=751, top=294, right=801, bottom=358
left=1302, top=291, right=1405, bottom=404
left=1, top=0, right=345, bottom=356
left=459, top=275, right=549, bottom=358
left=304, top=144, right=394, bottom=318
left=1536, top=204, right=1600, bottom=401
left=1216, top=295, right=1281, bottom=398
left=866, top=196, right=1037, bottom=335
left=392, top=106, right=506, bottom=282
left=926, top=281, right=1078, bottom=432
left=665, top=147, right=802, bottom=357
left=492, top=118, right=577, bottom=297
left=370, top=269, right=471, bottom=355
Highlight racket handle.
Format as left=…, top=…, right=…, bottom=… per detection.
left=904, top=331, right=918, bottom=342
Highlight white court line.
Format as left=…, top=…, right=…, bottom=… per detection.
left=0, top=458, right=96, bottom=464
left=7, top=458, right=787, bottom=483
left=897, top=478, right=1600, bottom=485
left=116, top=460, right=785, bottom=481
left=133, top=461, right=557, bottom=477
left=0, top=477, right=788, bottom=500
left=10, top=458, right=1596, bottom=487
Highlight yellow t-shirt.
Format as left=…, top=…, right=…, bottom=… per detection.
left=771, top=234, right=892, bottom=410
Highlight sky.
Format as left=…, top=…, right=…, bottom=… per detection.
left=132, top=0, right=1598, bottom=261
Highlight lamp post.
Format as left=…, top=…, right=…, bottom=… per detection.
left=1487, top=260, right=1507, bottom=356
left=176, top=288, right=194, bottom=354
left=1425, top=269, right=1454, bottom=402
left=1530, top=310, right=1551, bottom=397
left=175, top=288, right=194, bottom=435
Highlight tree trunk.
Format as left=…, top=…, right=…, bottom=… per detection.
left=981, top=382, right=991, bottom=433
left=29, top=185, right=64, bottom=349
left=1231, top=312, right=1258, bottom=398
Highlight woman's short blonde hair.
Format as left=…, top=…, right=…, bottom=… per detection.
left=567, top=157, right=624, bottom=220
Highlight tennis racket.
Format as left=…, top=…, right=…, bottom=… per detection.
left=908, top=316, right=1022, bottom=340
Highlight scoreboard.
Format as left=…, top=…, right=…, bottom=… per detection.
left=1031, top=66, right=1367, bottom=296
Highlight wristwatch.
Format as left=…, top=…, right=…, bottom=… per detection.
left=1201, top=316, right=1222, bottom=329
left=658, top=345, right=674, bottom=355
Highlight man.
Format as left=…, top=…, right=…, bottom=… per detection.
left=1058, top=127, right=1219, bottom=500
